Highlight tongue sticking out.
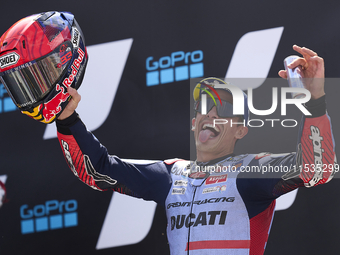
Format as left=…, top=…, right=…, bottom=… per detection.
left=199, top=129, right=215, bottom=143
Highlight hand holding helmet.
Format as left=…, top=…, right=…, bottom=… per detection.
left=57, top=86, right=81, bottom=120
left=0, top=11, right=88, bottom=123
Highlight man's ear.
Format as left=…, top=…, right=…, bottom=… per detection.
left=235, top=126, right=248, bottom=140
left=191, top=118, right=196, bottom=131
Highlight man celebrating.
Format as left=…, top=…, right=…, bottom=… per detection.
left=0, top=11, right=333, bottom=255
left=55, top=45, right=335, bottom=254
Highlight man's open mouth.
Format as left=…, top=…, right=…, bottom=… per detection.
left=198, top=123, right=221, bottom=143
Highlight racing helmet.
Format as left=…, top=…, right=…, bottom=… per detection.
left=0, top=11, right=88, bottom=123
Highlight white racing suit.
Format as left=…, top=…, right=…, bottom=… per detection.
left=56, top=95, right=336, bottom=254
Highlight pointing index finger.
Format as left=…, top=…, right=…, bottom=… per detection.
left=293, top=45, right=318, bottom=58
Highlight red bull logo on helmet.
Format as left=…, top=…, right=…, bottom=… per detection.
left=62, top=48, right=85, bottom=87
left=22, top=48, right=85, bottom=123
left=38, top=83, right=70, bottom=123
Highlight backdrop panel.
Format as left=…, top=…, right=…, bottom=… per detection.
left=0, top=1, right=339, bottom=254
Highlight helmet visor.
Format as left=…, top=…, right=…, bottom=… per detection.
left=0, top=42, right=72, bottom=109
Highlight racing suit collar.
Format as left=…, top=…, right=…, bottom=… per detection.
left=196, top=153, right=235, bottom=166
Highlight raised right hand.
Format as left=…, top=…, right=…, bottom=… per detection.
left=58, top=87, right=81, bottom=120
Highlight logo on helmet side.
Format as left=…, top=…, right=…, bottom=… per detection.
left=0, top=52, right=20, bottom=69
left=72, top=28, right=80, bottom=49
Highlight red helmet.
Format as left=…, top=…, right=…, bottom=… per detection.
left=0, top=11, right=88, bottom=123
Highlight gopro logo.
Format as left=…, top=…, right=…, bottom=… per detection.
left=0, top=83, right=17, bottom=113
left=20, top=199, right=78, bottom=234
left=146, top=50, right=204, bottom=86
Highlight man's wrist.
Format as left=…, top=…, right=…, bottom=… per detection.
left=56, top=111, right=80, bottom=135
left=304, top=95, right=326, bottom=118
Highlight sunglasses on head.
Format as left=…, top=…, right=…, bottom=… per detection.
left=194, top=96, right=239, bottom=118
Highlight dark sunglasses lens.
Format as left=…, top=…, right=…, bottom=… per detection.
left=195, top=97, right=234, bottom=118
left=216, top=101, right=234, bottom=118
